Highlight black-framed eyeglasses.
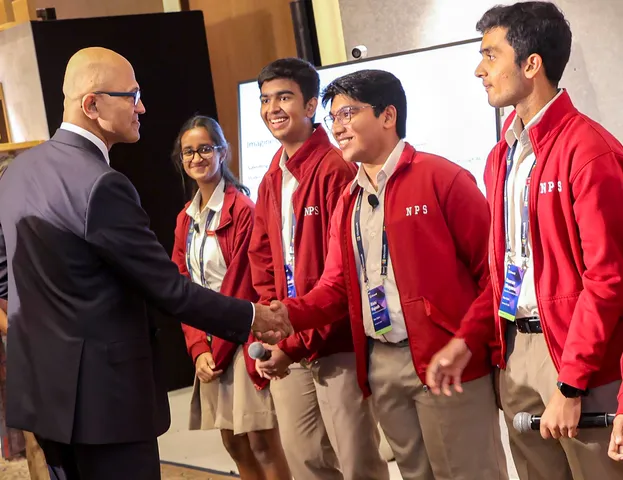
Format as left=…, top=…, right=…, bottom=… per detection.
left=324, top=105, right=373, bottom=130
left=93, top=89, right=141, bottom=106
left=180, top=144, right=225, bottom=163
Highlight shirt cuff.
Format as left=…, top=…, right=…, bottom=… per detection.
left=250, top=302, right=255, bottom=325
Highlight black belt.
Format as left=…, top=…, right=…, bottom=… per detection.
left=373, top=338, right=410, bottom=348
left=514, top=316, right=542, bottom=334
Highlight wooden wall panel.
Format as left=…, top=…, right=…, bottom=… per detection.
left=188, top=0, right=297, bottom=177
left=32, top=0, right=163, bottom=19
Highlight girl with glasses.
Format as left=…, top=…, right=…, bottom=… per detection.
left=170, top=115, right=290, bottom=479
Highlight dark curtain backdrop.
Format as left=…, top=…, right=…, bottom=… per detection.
left=31, top=11, right=218, bottom=391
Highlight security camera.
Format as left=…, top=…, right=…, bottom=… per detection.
left=351, top=45, right=368, bottom=60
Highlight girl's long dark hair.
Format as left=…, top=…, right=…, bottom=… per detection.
left=171, top=115, right=250, bottom=199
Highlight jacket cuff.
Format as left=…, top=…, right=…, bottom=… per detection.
left=189, top=342, right=210, bottom=364
left=557, top=366, right=591, bottom=392
left=278, top=336, right=307, bottom=364
left=285, top=301, right=317, bottom=332
left=455, top=328, right=486, bottom=362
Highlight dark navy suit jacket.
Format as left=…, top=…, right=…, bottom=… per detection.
left=0, top=129, right=253, bottom=444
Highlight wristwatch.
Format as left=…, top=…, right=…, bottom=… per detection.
left=557, top=381, right=589, bottom=398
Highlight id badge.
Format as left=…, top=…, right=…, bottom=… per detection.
left=368, top=285, right=392, bottom=335
left=498, top=264, right=524, bottom=322
left=285, top=264, right=297, bottom=298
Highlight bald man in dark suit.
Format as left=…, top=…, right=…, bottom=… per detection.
left=0, top=47, right=291, bottom=480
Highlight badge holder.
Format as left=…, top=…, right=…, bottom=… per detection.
left=285, top=264, right=297, bottom=298
left=498, top=258, right=526, bottom=322
left=368, top=284, right=392, bottom=335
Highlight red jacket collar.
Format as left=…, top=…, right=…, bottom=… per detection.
left=267, top=125, right=335, bottom=180
left=501, top=90, right=578, bottom=151
left=218, top=184, right=239, bottom=230
left=182, top=183, right=239, bottom=231
left=395, top=141, right=417, bottom=172
left=346, top=141, right=417, bottom=198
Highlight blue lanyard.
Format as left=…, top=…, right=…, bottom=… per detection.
left=503, top=141, right=536, bottom=265
left=288, top=212, right=296, bottom=268
left=185, top=210, right=217, bottom=287
left=354, top=189, right=388, bottom=285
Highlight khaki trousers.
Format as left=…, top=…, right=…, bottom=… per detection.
left=369, top=341, right=508, bottom=480
left=501, top=324, right=623, bottom=480
left=270, top=352, right=389, bottom=480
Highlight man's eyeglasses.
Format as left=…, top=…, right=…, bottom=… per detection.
left=93, top=90, right=142, bottom=106
left=323, top=105, right=373, bottom=130
left=180, top=145, right=225, bottom=163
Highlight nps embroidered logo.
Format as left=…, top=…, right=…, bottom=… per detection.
left=304, top=206, right=320, bottom=216
left=405, top=205, right=428, bottom=216
left=539, top=181, right=562, bottom=194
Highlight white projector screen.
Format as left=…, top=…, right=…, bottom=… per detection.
left=238, top=38, right=499, bottom=202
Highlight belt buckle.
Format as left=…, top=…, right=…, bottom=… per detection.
left=517, top=317, right=541, bottom=334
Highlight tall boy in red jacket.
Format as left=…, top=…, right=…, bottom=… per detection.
left=428, top=2, right=623, bottom=478
left=279, top=69, right=507, bottom=480
left=247, top=58, right=388, bottom=480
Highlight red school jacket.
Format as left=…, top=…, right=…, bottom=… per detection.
left=172, top=184, right=267, bottom=389
left=285, top=143, right=494, bottom=396
left=248, top=126, right=357, bottom=362
left=485, top=91, right=623, bottom=413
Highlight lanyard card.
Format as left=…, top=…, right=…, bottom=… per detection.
left=498, top=264, right=525, bottom=322
left=285, top=264, right=297, bottom=298
left=368, top=285, right=392, bottom=335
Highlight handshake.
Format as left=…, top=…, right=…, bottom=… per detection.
left=251, top=300, right=293, bottom=345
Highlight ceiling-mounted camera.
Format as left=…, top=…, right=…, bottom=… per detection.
left=351, top=45, right=368, bottom=60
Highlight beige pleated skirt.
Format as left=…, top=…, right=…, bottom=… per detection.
left=188, top=346, right=278, bottom=435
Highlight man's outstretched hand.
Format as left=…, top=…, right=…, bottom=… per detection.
left=251, top=300, right=293, bottom=345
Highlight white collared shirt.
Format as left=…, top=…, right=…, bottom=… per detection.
left=185, top=178, right=227, bottom=293
left=504, top=89, right=563, bottom=318
left=280, top=149, right=299, bottom=268
left=60, top=122, right=110, bottom=165
left=350, top=140, right=408, bottom=343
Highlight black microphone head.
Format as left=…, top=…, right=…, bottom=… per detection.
left=513, top=412, right=533, bottom=433
left=367, top=194, right=379, bottom=208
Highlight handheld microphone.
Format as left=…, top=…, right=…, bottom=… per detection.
left=368, top=194, right=379, bottom=209
left=248, top=342, right=271, bottom=361
left=513, top=412, right=615, bottom=434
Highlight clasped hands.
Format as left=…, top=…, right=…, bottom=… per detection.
left=251, top=300, right=293, bottom=345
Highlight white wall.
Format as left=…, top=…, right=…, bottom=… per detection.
left=338, top=0, right=623, bottom=141
left=0, top=22, right=49, bottom=142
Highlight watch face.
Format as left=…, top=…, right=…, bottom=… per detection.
left=558, top=382, right=583, bottom=398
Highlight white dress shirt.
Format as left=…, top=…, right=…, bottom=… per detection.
left=280, top=149, right=300, bottom=269
left=60, top=122, right=110, bottom=165
left=351, top=140, right=408, bottom=343
left=504, top=89, right=563, bottom=319
left=185, top=178, right=227, bottom=293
